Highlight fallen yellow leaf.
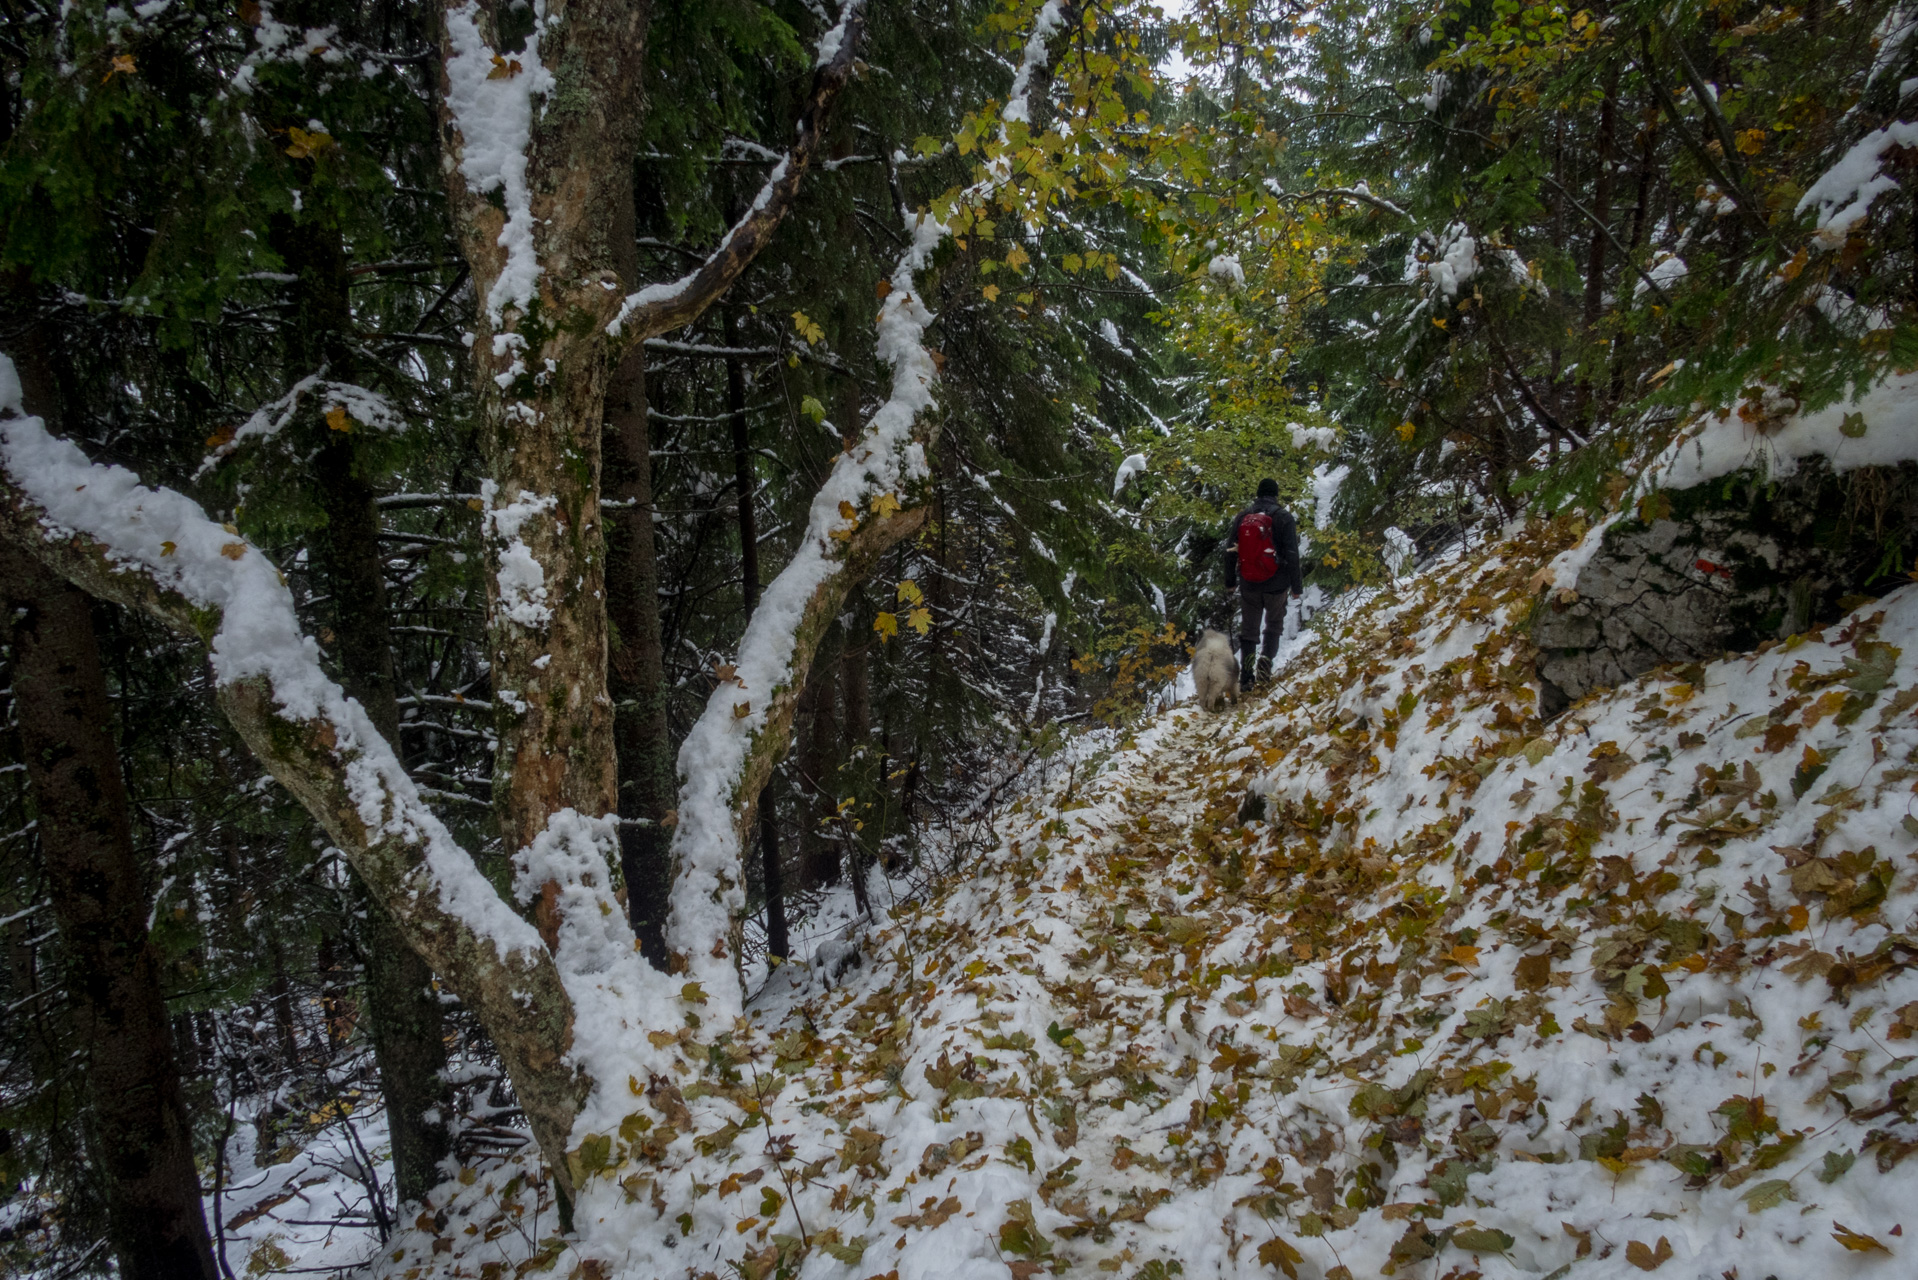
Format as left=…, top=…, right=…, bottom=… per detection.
left=1831, top=1222, right=1890, bottom=1254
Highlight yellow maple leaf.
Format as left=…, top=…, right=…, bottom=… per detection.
left=324, top=405, right=353, bottom=433
left=486, top=54, right=523, bottom=80
left=160, top=541, right=177, bottom=557
left=869, top=491, right=901, bottom=518
left=907, top=607, right=932, bottom=636
left=1397, top=421, right=1417, bottom=441
left=1735, top=128, right=1766, bottom=155
left=837, top=499, right=858, bottom=522
left=982, top=283, right=1001, bottom=302
left=896, top=578, right=924, bottom=606
left=284, top=126, right=334, bottom=160
left=220, top=542, right=248, bottom=560
left=1004, top=243, right=1030, bottom=270
left=792, top=311, right=825, bottom=345
left=732, top=701, right=751, bottom=719
left=873, top=611, right=900, bottom=641
left=102, top=53, right=135, bottom=83
left=1448, top=944, right=1480, bottom=967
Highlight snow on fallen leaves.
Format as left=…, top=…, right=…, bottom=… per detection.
left=373, top=517, right=1916, bottom=1280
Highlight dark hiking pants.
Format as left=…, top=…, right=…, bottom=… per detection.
left=1239, top=583, right=1287, bottom=669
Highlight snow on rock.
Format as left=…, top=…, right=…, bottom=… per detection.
left=1310, top=460, right=1350, bottom=527
left=1798, top=120, right=1918, bottom=246
left=1644, top=370, right=1918, bottom=493
left=664, top=212, right=948, bottom=1010
left=443, top=0, right=556, bottom=321
left=0, top=358, right=542, bottom=963
left=1112, top=451, right=1148, bottom=496
left=1539, top=509, right=1626, bottom=592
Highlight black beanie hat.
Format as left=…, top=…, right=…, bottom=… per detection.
left=1256, top=477, right=1279, bottom=498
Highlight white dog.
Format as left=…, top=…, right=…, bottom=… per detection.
left=1191, top=628, right=1239, bottom=712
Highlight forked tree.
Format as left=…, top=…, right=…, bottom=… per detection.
left=0, top=0, right=1076, bottom=1215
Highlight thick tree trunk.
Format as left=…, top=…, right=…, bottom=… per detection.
left=0, top=543, right=217, bottom=1280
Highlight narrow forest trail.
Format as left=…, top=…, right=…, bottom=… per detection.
left=361, top=521, right=1918, bottom=1280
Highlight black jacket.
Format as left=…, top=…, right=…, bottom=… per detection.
left=1224, top=496, right=1303, bottom=594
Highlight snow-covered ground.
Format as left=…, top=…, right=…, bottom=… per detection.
left=223, top=517, right=1918, bottom=1280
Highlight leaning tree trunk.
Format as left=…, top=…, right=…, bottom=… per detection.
left=660, top=0, right=1080, bottom=1007
left=0, top=543, right=217, bottom=1280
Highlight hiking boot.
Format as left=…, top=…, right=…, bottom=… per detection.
left=1256, top=656, right=1273, bottom=685
left=1238, top=644, right=1256, bottom=692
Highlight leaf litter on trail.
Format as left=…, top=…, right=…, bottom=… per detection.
left=370, top=519, right=1918, bottom=1280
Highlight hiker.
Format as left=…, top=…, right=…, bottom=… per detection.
left=1223, top=477, right=1303, bottom=690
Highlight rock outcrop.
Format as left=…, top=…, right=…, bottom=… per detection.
left=1534, top=456, right=1918, bottom=715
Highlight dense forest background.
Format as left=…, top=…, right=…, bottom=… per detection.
left=0, top=0, right=1914, bottom=1273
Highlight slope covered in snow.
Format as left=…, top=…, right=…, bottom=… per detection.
left=342, top=520, right=1914, bottom=1280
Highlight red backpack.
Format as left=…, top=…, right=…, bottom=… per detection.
left=1237, top=511, right=1279, bottom=583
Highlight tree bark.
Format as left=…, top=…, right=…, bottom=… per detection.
left=0, top=542, right=217, bottom=1280
left=604, top=342, right=676, bottom=967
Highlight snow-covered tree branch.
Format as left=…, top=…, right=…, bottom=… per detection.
left=0, top=372, right=687, bottom=1211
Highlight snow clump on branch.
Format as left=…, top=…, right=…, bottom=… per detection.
left=664, top=213, right=948, bottom=1008
left=1003, top=0, right=1067, bottom=124
left=1797, top=120, right=1918, bottom=246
